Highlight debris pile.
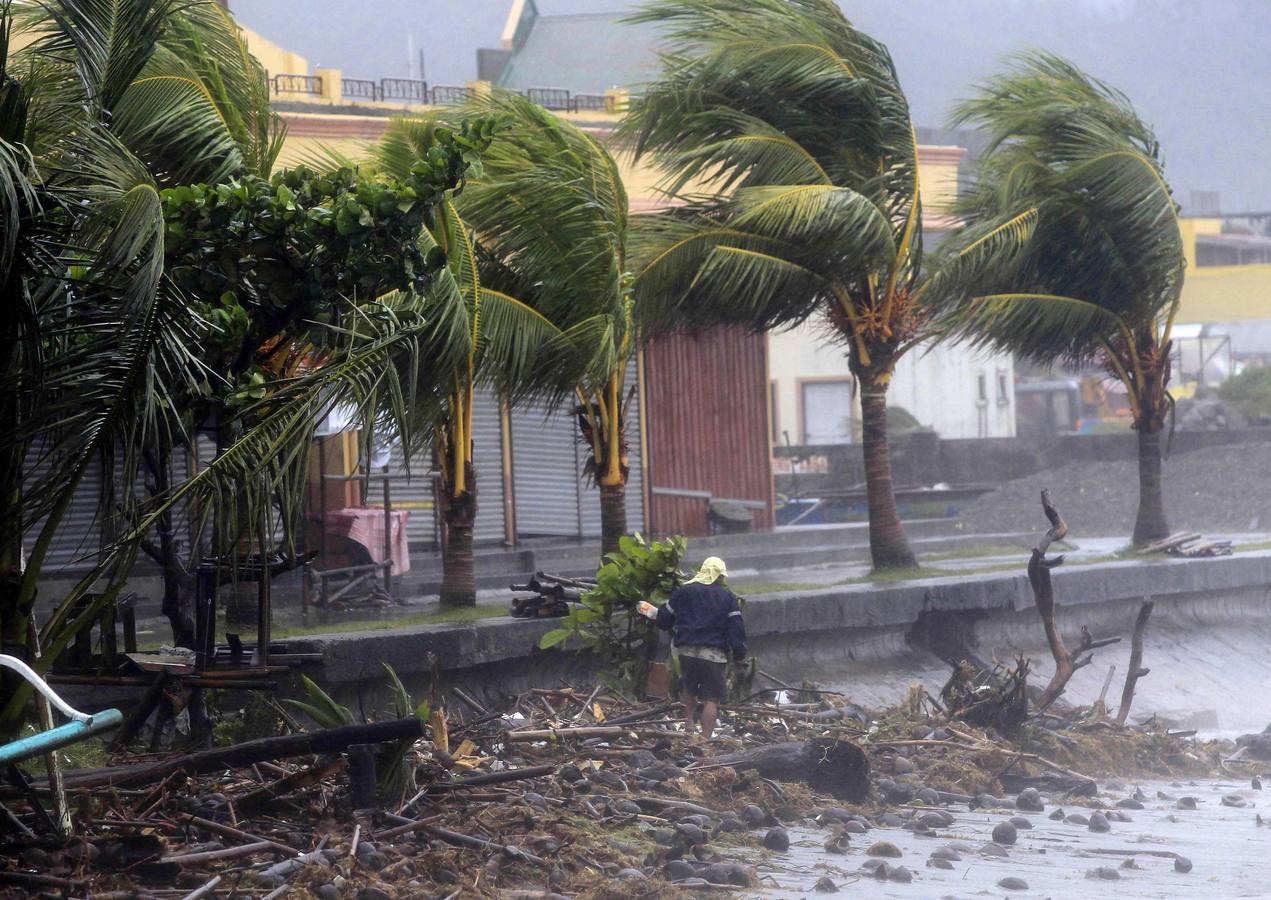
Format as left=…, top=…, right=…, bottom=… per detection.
left=0, top=675, right=1232, bottom=898
left=509, top=573, right=597, bottom=618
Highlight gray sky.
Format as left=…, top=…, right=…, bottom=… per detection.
left=230, top=0, right=1271, bottom=212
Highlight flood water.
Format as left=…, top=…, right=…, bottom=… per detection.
left=729, top=777, right=1269, bottom=898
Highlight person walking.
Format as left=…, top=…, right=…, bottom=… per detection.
left=644, top=556, right=747, bottom=739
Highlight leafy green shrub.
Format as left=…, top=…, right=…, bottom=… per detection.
left=539, top=534, right=687, bottom=697
left=1219, top=365, right=1271, bottom=424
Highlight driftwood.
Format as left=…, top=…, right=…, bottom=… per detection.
left=708, top=738, right=870, bottom=802
left=19, top=717, right=423, bottom=793
left=1117, top=601, right=1155, bottom=724
left=235, top=757, right=347, bottom=815
left=1027, top=490, right=1118, bottom=710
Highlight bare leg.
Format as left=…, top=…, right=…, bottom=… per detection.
left=681, top=690, right=697, bottom=734
left=700, top=701, right=718, bottom=739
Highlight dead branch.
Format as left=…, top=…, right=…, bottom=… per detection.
left=1117, top=601, right=1155, bottom=724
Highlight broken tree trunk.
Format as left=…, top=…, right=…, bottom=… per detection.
left=708, top=738, right=870, bottom=802
left=1030, top=490, right=1074, bottom=710
left=1117, top=600, right=1155, bottom=724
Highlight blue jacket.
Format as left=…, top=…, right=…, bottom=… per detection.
left=655, top=582, right=748, bottom=660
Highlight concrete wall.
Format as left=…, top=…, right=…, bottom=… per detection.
left=299, top=552, right=1271, bottom=734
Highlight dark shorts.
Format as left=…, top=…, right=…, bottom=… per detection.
left=678, top=655, right=728, bottom=703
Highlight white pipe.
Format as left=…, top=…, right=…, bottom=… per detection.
left=0, top=654, right=93, bottom=724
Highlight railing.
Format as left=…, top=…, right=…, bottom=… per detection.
left=429, top=84, right=473, bottom=105
left=273, top=73, right=322, bottom=95
left=527, top=87, right=572, bottom=111
left=572, top=92, right=613, bottom=113
left=342, top=78, right=379, bottom=101
left=380, top=78, right=429, bottom=103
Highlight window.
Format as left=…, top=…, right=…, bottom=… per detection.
left=977, top=373, right=988, bottom=403
left=801, top=379, right=854, bottom=444
left=997, top=371, right=1010, bottom=406
left=770, top=380, right=781, bottom=443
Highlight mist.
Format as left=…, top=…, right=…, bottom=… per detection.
left=229, top=0, right=1270, bottom=213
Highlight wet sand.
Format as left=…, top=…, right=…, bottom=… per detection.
left=733, top=777, right=1269, bottom=898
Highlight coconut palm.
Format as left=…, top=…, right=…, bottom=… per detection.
left=0, top=0, right=483, bottom=736
left=452, top=91, right=631, bottom=559
left=348, top=115, right=614, bottom=603
left=622, top=0, right=929, bottom=570
left=930, top=54, right=1184, bottom=544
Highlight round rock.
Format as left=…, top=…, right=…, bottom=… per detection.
left=813, top=875, right=839, bottom=892
left=991, top=821, right=1018, bottom=845
left=1016, top=788, right=1044, bottom=812
left=1087, top=866, right=1120, bottom=880
left=867, top=840, right=903, bottom=858
left=616, top=868, right=646, bottom=881
left=1088, top=812, right=1111, bottom=833
left=763, top=826, right=789, bottom=852
left=889, top=865, right=913, bottom=883
left=998, top=876, right=1029, bottom=890
left=1175, top=856, right=1193, bottom=873
left=1009, top=816, right=1033, bottom=830
left=663, top=860, right=696, bottom=881
left=927, top=857, right=954, bottom=870
left=742, top=804, right=766, bottom=827
left=315, top=886, right=340, bottom=900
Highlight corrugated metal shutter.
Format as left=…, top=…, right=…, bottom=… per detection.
left=580, top=356, right=644, bottom=537
left=511, top=400, right=582, bottom=538
left=470, top=390, right=506, bottom=544
left=25, top=448, right=105, bottom=574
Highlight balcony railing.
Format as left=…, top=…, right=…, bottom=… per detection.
left=429, top=84, right=474, bottom=106
left=380, top=78, right=429, bottom=103
left=527, top=87, right=572, bottom=111
left=572, top=92, right=614, bottom=113
left=273, top=73, right=322, bottom=96
left=268, top=75, right=624, bottom=113
left=342, top=78, right=379, bottom=101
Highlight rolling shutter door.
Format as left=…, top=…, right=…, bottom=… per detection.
left=511, top=401, right=582, bottom=538
left=470, top=391, right=506, bottom=544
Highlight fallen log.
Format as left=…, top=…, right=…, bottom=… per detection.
left=706, top=738, right=870, bottom=802
left=23, top=716, right=423, bottom=792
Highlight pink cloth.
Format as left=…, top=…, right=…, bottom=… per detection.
left=325, top=507, right=411, bottom=574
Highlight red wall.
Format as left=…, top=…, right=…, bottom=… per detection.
left=643, top=327, right=774, bottom=536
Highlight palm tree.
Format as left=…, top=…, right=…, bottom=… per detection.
left=931, top=54, right=1184, bottom=545
left=0, top=0, right=485, bottom=736
left=452, top=92, right=632, bottom=559
left=355, top=116, right=611, bottom=603
left=622, top=0, right=929, bottom=570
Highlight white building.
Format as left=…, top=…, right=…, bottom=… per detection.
left=768, top=323, right=1016, bottom=445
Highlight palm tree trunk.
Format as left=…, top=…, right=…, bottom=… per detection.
left=600, top=481, right=627, bottom=558
left=859, top=376, right=917, bottom=570
left=439, top=463, right=477, bottom=607
left=1131, top=426, right=1169, bottom=545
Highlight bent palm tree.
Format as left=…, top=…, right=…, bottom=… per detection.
left=931, top=54, right=1184, bottom=544
left=453, top=92, right=631, bottom=558
left=622, top=0, right=928, bottom=570
left=357, top=116, right=612, bottom=602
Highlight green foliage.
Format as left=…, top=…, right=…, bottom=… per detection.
left=623, top=0, right=923, bottom=339
left=1218, top=366, right=1271, bottom=423
left=539, top=534, right=687, bottom=697
left=281, top=674, right=356, bottom=729
left=162, top=118, right=498, bottom=376
left=929, top=53, right=1184, bottom=370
